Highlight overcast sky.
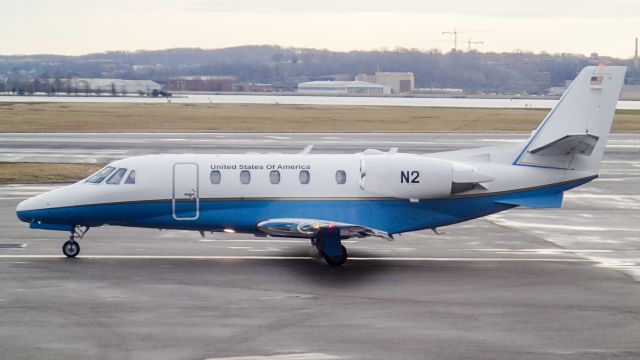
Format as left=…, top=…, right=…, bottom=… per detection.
left=2, top=0, right=639, bottom=57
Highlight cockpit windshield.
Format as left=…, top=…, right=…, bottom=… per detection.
left=124, top=170, right=136, bottom=184
left=106, top=168, right=127, bottom=185
left=85, top=166, right=116, bottom=184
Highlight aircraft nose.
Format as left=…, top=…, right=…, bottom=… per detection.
left=16, top=197, right=37, bottom=223
left=16, top=190, right=55, bottom=223
left=16, top=199, right=27, bottom=212
left=16, top=184, right=80, bottom=224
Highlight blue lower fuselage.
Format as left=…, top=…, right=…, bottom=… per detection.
left=16, top=176, right=593, bottom=235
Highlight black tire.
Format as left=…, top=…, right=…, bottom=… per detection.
left=62, top=240, right=80, bottom=258
left=323, top=245, right=347, bottom=266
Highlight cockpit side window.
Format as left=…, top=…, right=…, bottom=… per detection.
left=86, top=166, right=116, bottom=184
left=124, top=170, right=136, bottom=184
left=106, top=168, right=127, bottom=185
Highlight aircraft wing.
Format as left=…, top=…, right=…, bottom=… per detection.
left=257, top=218, right=393, bottom=240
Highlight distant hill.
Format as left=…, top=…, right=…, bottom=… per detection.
left=0, top=45, right=638, bottom=94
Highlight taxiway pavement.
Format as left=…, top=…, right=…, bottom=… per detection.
left=0, top=132, right=638, bottom=163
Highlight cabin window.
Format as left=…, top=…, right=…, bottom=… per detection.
left=106, top=168, right=127, bottom=185
left=335, top=170, right=347, bottom=184
left=124, top=170, right=136, bottom=184
left=269, top=170, right=280, bottom=184
left=86, top=166, right=116, bottom=184
left=240, top=170, right=251, bottom=184
left=299, top=170, right=310, bottom=184
left=210, top=170, right=222, bottom=185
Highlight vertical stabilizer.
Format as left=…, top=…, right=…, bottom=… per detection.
left=513, top=66, right=626, bottom=171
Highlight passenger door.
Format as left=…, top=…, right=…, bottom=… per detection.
left=172, top=163, right=199, bottom=220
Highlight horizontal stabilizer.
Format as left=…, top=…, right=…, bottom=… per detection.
left=495, top=192, right=563, bottom=208
left=528, top=133, right=599, bottom=156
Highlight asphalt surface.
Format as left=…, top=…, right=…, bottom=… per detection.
left=0, top=133, right=639, bottom=360
left=0, top=132, right=637, bottom=163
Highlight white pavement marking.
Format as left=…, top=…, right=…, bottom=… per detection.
left=484, top=219, right=640, bottom=232
left=486, top=213, right=640, bottom=281
left=0, top=254, right=593, bottom=262
left=466, top=248, right=612, bottom=253
left=198, top=239, right=358, bottom=244
left=595, top=178, right=633, bottom=182
left=477, top=139, right=523, bottom=143
left=204, top=353, right=339, bottom=360
left=0, top=185, right=62, bottom=200
left=593, top=258, right=640, bottom=281
left=200, top=239, right=305, bottom=243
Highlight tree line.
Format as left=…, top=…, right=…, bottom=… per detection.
left=1, top=46, right=638, bottom=94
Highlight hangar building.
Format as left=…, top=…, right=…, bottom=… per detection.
left=167, top=76, right=234, bottom=92
left=69, top=78, right=161, bottom=94
left=355, top=72, right=414, bottom=93
left=297, top=81, right=391, bottom=95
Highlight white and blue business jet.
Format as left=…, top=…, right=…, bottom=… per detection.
left=17, top=66, right=626, bottom=265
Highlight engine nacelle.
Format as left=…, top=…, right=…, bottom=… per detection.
left=359, top=154, right=454, bottom=200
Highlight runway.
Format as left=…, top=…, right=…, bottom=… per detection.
left=1, top=132, right=638, bottom=163
left=1, top=133, right=639, bottom=359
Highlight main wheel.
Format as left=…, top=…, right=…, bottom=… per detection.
left=323, top=245, right=347, bottom=266
left=62, top=240, right=80, bottom=258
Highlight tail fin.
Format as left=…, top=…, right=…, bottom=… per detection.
left=513, top=65, right=626, bottom=171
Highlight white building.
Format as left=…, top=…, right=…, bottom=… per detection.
left=355, top=72, right=414, bottom=93
left=413, top=87, right=464, bottom=95
left=297, top=81, right=391, bottom=95
left=68, top=78, right=161, bottom=94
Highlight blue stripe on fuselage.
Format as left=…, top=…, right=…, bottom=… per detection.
left=16, top=176, right=596, bottom=234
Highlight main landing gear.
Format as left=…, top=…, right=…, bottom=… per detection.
left=62, top=226, right=89, bottom=258
left=313, top=226, right=348, bottom=266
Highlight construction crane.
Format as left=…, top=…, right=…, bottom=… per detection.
left=442, top=28, right=460, bottom=51
left=467, top=38, right=483, bottom=52
left=441, top=28, right=485, bottom=52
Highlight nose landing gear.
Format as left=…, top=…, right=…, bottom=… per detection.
left=62, top=226, right=89, bottom=258
left=62, top=237, right=80, bottom=257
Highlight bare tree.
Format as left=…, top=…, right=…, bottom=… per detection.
left=54, top=77, right=63, bottom=95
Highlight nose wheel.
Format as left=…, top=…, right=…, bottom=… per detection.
left=62, top=238, right=80, bottom=258
left=62, top=226, right=89, bottom=258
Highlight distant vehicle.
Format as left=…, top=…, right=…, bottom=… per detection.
left=16, top=66, right=626, bottom=266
